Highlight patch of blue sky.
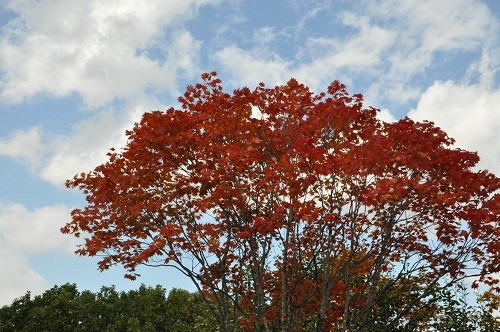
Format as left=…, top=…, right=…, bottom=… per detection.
left=0, top=157, right=80, bottom=209
left=28, top=251, right=197, bottom=293
left=426, top=50, right=484, bottom=84
left=0, top=93, right=87, bottom=136
left=0, top=6, right=17, bottom=29
left=487, top=0, right=500, bottom=14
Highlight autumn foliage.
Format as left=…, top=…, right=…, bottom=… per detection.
left=63, top=72, right=499, bottom=331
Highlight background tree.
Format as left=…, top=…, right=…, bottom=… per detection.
left=0, top=292, right=33, bottom=331
left=0, top=284, right=216, bottom=332
left=62, top=72, right=500, bottom=332
left=24, top=283, right=81, bottom=331
left=429, top=286, right=500, bottom=332
left=362, top=277, right=440, bottom=331
left=164, top=288, right=219, bottom=332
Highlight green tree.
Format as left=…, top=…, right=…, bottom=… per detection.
left=164, top=288, right=218, bottom=332
left=23, top=283, right=81, bottom=331
left=115, top=284, right=168, bottom=331
left=430, top=287, right=500, bottom=332
left=365, top=277, right=439, bottom=331
left=0, top=292, right=33, bottom=332
left=0, top=284, right=217, bottom=332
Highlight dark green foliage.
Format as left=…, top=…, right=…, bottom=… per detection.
left=0, top=292, right=34, bottom=332
left=365, top=278, right=440, bottom=331
left=164, top=289, right=218, bottom=332
left=0, top=284, right=216, bottom=332
left=430, top=287, right=500, bottom=332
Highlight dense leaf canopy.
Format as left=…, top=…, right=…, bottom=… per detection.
left=63, top=73, right=499, bottom=331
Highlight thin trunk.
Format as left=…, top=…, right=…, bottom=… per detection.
left=250, top=237, right=271, bottom=332
left=341, top=264, right=351, bottom=332
left=356, top=213, right=396, bottom=332
left=314, top=227, right=334, bottom=332
left=281, top=224, right=290, bottom=332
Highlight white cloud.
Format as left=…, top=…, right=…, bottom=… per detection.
left=293, top=14, right=396, bottom=90
left=0, top=201, right=78, bottom=305
left=0, top=104, right=157, bottom=187
left=408, top=81, right=500, bottom=174
left=165, top=30, right=202, bottom=77
left=216, top=16, right=395, bottom=93
left=0, top=127, right=44, bottom=166
left=0, top=202, right=77, bottom=254
left=374, top=0, right=496, bottom=53
left=216, top=45, right=290, bottom=88
left=362, top=0, right=498, bottom=105
left=376, top=108, right=397, bottom=123
left=465, top=47, right=500, bottom=88
left=252, top=26, right=277, bottom=45
left=39, top=100, right=154, bottom=186
left=0, top=248, right=46, bottom=306
left=38, top=111, right=126, bottom=186
left=216, top=0, right=497, bottom=111
left=0, top=0, right=214, bottom=106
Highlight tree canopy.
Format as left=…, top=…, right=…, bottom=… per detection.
left=62, top=72, right=499, bottom=331
left=0, top=284, right=216, bottom=332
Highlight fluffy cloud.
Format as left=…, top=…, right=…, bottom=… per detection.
left=357, top=0, right=498, bottom=105
left=0, top=127, right=44, bottom=166
left=408, top=81, right=500, bottom=174
left=0, top=248, right=46, bottom=306
left=216, top=0, right=497, bottom=108
left=0, top=0, right=212, bottom=106
left=0, top=103, right=149, bottom=186
left=0, top=102, right=152, bottom=187
left=0, top=202, right=76, bottom=254
left=39, top=101, right=150, bottom=186
left=385, top=0, right=495, bottom=72
left=215, top=14, right=395, bottom=92
left=0, top=0, right=215, bottom=187
left=370, top=0, right=496, bottom=53
left=0, top=201, right=77, bottom=305
left=293, top=13, right=396, bottom=88
left=216, top=46, right=290, bottom=88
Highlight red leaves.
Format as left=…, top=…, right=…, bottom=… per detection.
left=236, top=230, right=252, bottom=239
left=250, top=215, right=283, bottom=234
left=62, top=73, right=500, bottom=330
left=159, top=224, right=181, bottom=237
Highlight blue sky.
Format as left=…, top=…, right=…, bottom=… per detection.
left=0, top=0, right=498, bottom=306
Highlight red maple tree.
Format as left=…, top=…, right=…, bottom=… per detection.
left=63, top=72, right=499, bottom=331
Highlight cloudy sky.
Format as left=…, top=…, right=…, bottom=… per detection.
left=0, top=0, right=498, bottom=306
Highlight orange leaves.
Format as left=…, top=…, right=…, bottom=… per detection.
left=479, top=290, right=500, bottom=310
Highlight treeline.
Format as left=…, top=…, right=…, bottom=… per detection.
left=0, top=283, right=498, bottom=331
left=0, top=284, right=217, bottom=332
